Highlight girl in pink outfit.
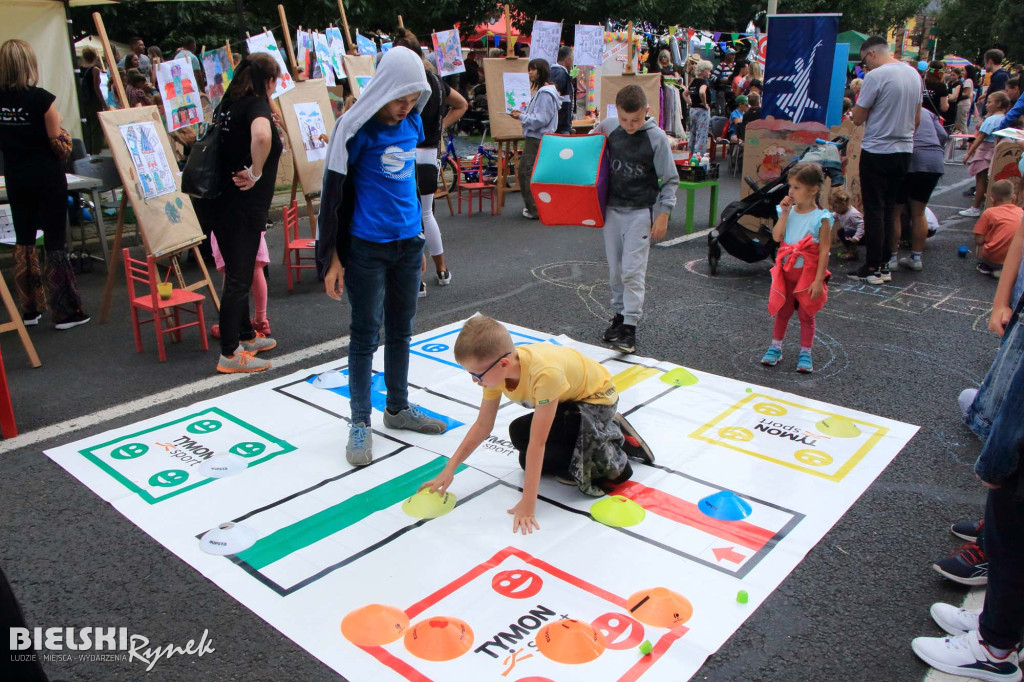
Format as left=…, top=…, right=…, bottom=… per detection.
left=210, top=232, right=271, bottom=338
left=762, top=163, right=832, bottom=373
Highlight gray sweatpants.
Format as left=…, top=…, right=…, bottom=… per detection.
left=603, top=206, right=652, bottom=326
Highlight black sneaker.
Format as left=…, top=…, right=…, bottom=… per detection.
left=603, top=314, right=624, bottom=342
left=963, top=187, right=976, bottom=198
left=951, top=519, right=983, bottom=543
left=847, top=264, right=883, bottom=285
left=933, top=542, right=988, bottom=586
left=977, top=262, right=995, bottom=276
left=879, top=264, right=892, bottom=283
left=612, top=325, right=636, bottom=354
left=54, top=312, right=90, bottom=330
left=22, top=312, right=41, bottom=326
left=418, top=281, right=427, bottom=298
left=613, top=413, right=654, bottom=464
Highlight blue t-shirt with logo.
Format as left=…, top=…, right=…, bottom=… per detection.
left=346, top=113, right=424, bottom=243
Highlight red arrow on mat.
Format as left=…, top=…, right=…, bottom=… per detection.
left=713, top=546, right=745, bottom=564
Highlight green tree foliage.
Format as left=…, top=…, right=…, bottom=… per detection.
left=73, top=0, right=930, bottom=58
left=934, top=0, right=1003, bottom=63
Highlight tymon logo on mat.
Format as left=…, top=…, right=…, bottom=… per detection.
left=77, top=407, right=296, bottom=503
left=690, top=393, right=889, bottom=482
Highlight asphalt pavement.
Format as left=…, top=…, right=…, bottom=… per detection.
left=0, top=154, right=1000, bottom=681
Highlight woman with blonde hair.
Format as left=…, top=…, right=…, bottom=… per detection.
left=0, top=39, right=90, bottom=329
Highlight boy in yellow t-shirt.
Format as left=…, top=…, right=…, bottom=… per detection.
left=421, top=316, right=651, bottom=534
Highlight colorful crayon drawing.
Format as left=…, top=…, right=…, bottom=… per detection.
left=432, top=29, right=465, bottom=77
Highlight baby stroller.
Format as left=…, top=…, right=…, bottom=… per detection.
left=707, top=136, right=848, bottom=276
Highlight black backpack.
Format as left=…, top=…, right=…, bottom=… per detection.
left=181, top=104, right=226, bottom=199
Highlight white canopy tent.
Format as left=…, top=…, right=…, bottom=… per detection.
left=0, top=0, right=117, bottom=139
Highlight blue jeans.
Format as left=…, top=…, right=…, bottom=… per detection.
left=343, top=234, right=424, bottom=425
left=965, top=295, right=1024, bottom=443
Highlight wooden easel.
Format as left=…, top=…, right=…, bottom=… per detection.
left=0, top=275, right=40, bottom=368
left=336, top=0, right=354, bottom=53
left=93, top=14, right=219, bottom=325
left=490, top=4, right=527, bottom=213
left=278, top=6, right=321, bottom=240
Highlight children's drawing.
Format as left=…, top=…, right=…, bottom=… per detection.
left=432, top=29, right=465, bottom=77
left=325, top=27, right=347, bottom=80
left=574, top=24, right=604, bottom=67
left=355, top=31, right=376, bottom=56
left=530, top=20, right=563, bottom=67
left=502, top=72, right=530, bottom=114
left=118, top=121, right=176, bottom=200
left=155, top=57, right=203, bottom=132
left=246, top=31, right=296, bottom=99
left=202, top=48, right=234, bottom=106
left=295, top=30, right=315, bottom=79
left=293, top=102, right=329, bottom=162
left=313, top=32, right=336, bottom=86
left=355, top=75, right=372, bottom=92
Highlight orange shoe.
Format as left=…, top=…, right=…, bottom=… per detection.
left=216, top=348, right=271, bottom=374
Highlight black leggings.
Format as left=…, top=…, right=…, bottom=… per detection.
left=509, top=403, right=632, bottom=484
left=7, top=181, right=68, bottom=251
left=211, top=201, right=265, bottom=355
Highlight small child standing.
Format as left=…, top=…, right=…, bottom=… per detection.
left=762, top=163, right=832, bottom=373
left=590, top=85, right=678, bottom=354
left=421, top=316, right=651, bottom=534
left=830, top=188, right=864, bottom=261
left=960, top=91, right=1011, bottom=218
left=209, top=233, right=271, bottom=338
left=973, top=179, right=1024, bottom=277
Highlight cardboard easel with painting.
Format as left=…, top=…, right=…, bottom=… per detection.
left=93, top=13, right=218, bottom=324
left=598, top=22, right=661, bottom=124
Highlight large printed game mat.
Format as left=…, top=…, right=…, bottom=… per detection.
left=45, top=319, right=917, bottom=681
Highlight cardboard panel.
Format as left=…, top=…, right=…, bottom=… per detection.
left=483, top=57, right=529, bottom=140
left=342, top=55, right=376, bottom=99
left=598, top=73, right=661, bottom=124
left=278, top=79, right=336, bottom=197
left=97, top=106, right=204, bottom=257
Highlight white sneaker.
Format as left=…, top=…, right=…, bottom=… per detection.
left=959, top=388, right=979, bottom=418
left=931, top=603, right=981, bottom=636
left=959, top=207, right=983, bottom=217
left=436, top=269, right=451, bottom=286
left=899, top=256, right=923, bottom=271
left=911, top=630, right=1021, bottom=682
left=418, top=281, right=427, bottom=298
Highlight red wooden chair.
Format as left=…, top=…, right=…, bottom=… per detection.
left=122, top=248, right=208, bottom=362
left=282, top=200, right=317, bottom=291
left=455, top=155, right=496, bottom=217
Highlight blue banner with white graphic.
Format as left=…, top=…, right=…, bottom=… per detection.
left=761, top=14, right=840, bottom=124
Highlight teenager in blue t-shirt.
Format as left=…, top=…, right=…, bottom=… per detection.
left=317, top=47, right=448, bottom=466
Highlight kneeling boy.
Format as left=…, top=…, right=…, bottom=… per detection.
left=422, top=316, right=650, bottom=534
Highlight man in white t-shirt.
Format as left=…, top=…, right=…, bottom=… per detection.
left=848, top=35, right=921, bottom=285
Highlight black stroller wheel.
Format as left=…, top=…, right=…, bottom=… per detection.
left=709, top=256, right=719, bottom=276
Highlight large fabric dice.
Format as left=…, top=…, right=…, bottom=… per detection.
left=530, top=134, right=609, bottom=227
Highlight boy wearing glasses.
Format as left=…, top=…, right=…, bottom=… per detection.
left=421, top=316, right=651, bottom=534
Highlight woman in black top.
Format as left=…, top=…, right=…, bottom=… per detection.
left=686, top=60, right=712, bottom=156
left=78, top=47, right=106, bottom=155
left=922, top=60, right=949, bottom=119
left=212, top=52, right=283, bottom=374
left=0, top=39, right=90, bottom=329
left=392, top=29, right=467, bottom=292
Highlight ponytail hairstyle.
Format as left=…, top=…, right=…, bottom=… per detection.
left=223, top=51, right=281, bottom=103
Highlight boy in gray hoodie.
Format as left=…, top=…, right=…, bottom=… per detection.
left=591, top=85, right=678, bottom=353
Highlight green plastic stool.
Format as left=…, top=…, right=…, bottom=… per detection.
left=678, top=178, right=719, bottom=234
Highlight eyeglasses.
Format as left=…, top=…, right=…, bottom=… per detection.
left=467, top=352, right=511, bottom=382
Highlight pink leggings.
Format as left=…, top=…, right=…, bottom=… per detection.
left=772, top=265, right=816, bottom=348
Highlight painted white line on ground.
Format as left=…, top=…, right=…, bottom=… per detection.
left=922, top=588, right=985, bottom=682
left=0, top=335, right=351, bottom=455
left=657, top=227, right=714, bottom=248
left=930, top=177, right=976, bottom=197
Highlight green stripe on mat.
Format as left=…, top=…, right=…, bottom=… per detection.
left=237, top=456, right=463, bottom=570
